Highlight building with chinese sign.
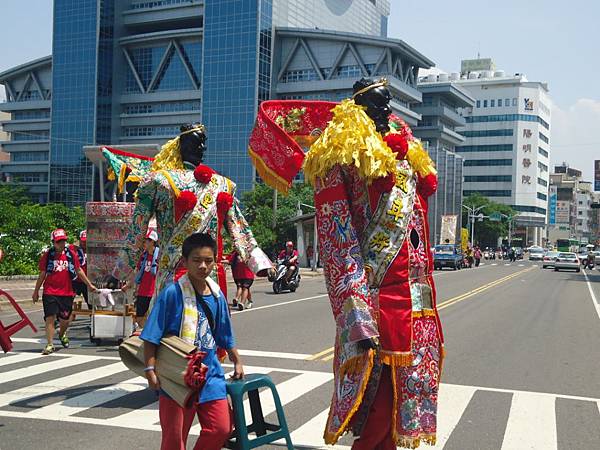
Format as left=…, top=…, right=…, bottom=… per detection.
left=548, top=163, right=595, bottom=245
left=451, top=58, right=551, bottom=246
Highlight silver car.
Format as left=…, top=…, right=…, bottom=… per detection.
left=542, top=251, right=560, bottom=269
left=554, top=252, right=581, bottom=272
left=528, top=248, right=545, bottom=261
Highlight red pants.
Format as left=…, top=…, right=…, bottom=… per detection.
left=158, top=395, right=232, bottom=450
left=352, top=366, right=395, bottom=450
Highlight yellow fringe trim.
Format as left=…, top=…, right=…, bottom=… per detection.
left=439, top=344, right=446, bottom=380
left=406, top=139, right=436, bottom=177
left=323, top=350, right=375, bottom=445
left=158, top=170, right=181, bottom=197
left=107, top=167, right=116, bottom=181
left=412, top=309, right=436, bottom=318
left=248, top=146, right=292, bottom=194
left=151, top=136, right=184, bottom=172
left=304, top=99, right=397, bottom=186
left=396, top=434, right=437, bottom=449
left=117, top=162, right=128, bottom=194
left=380, top=350, right=414, bottom=367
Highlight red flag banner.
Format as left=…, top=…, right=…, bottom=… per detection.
left=248, top=100, right=337, bottom=194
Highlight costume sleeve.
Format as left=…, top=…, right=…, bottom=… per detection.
left=314, top=165, right=378, bottom=345
left=113, top=177, right=158, bottom=281
left=225, top=198, right=272, bottom=276
left=214, top=293, right=235, bottom=350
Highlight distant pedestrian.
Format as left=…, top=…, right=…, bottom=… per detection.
left=227, top=250, right=254, bottom=310
left=123, top=229, right=159, bottom=329
left=72, top=230, right=90, bottom=308
left=33, top=229, right=97, bottom=355
left=474, top=246, right=482, bottom=267
left=306, top=245, right=314, bottom=268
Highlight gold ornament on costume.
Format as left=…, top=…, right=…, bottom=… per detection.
left=275, top=107, right=307, bottom=133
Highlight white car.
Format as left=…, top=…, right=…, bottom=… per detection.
left=554, top=252, right=580, bottom=272
left=528, top=248, right=545, bottom=261
left=542, top=251, right=560, bottom=269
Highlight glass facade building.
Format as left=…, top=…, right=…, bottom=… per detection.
left=2, top=0, right=441, bottom=207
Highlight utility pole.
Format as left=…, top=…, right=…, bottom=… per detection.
left=462, top=204, right=485, bottom=247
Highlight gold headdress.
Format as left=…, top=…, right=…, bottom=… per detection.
left=150, top=125, right=205, bottom=172
left=351, top=78, right=389, bottom=99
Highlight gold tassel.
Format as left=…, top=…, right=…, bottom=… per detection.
left=304, top=99, right=397, bottom=186
left=406, top=139, right=436, bottom=177
left=247, top=146, right=292, bottom=194
left=117, top=163, right=128, bottom=194
left=151, top=136, right=184, bottom=172
left=380, top=350, right=413, bottom=367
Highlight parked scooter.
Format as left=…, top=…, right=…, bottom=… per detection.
left=272, top=259, right=301, bottom=294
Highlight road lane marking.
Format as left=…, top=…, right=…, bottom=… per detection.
left=231, top=294, right=328, bottom=315
left=307, top=347, right=334, bottom=361
left=0, top=354, right=98, bottom=384
left=437, top=267, right=533, bottom=311
left=435, top=384, right=477, bottom=448
left=238, top=349, right=312, bottom=360
left=501, top=393, right=557, bottom=450
left=582, top=269, right=600, bottom=321
left=0, top=352, right=46, bottom=367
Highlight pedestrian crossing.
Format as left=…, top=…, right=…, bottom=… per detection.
left=1, top=350, right=599, bottom=449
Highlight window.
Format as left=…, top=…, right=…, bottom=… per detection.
left=464, top=175, right=512, bottom=182
left=537, top=192, right=547, bottom=201
left=476, top=100, right=481, bottom=108
left=498, top=99, right=503, bottom=107
left=464, top=159, right=512, bottom=166
left=539, top=132, right=549, bottom=144
left=11, top=152, right=49, bottom=162
left=505, top=98, right=510, bottom=107
left=12, top=110, right=51, bottom=120
left=491, top=99, right=495, bottom=107
left=10, top=172, right=48, bottom=183
left=281, top=68, right=320, bottom=83
left=461, top=129, right=513, bottom=137
left=483, top=100, right=488, bottom=107
left=537, top=177, right=548, bottom=187
left=578, top=211, right=583, bottom=215
left=10, top=130, right=50, bottom=141
left=463, top=190, right=512, bottom=197
left=122, top=126, right=180, bottom=137
left=538, top=161, right=548, bottom=172
left=512, top=98, right=517, bottom=106
left=122, top=101, right=201, bottom=115
left=465, top=114, right=549, bottom=130
left=538, top=147, right=548, bottom=158
left=456, top=144, right=513, bottom=153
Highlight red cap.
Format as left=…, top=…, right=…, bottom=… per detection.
left=286, top=241, right=293, bottom=247
left=51, top=229, right=68, bottom=242
left=79, top=230, right=87, bottom=242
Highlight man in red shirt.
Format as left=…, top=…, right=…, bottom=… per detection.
left=33, top=229, right=97, bottom=355
left=278, top=241, right=299, bottom=283
left=227, top=250, right=255, bottom=310
left=123, top=229, right=159, bottom=328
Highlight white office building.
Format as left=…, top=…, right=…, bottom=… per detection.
left=453, top=59, right=551, bottom=246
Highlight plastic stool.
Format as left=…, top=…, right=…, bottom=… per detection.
left=225, top=373, right=294, bottom=449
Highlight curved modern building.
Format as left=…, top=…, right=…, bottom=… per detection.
left=0, top=0, right=441, bottom=206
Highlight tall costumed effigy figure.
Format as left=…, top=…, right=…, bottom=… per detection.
left=248, top=79, right=444, bottom=449
left=108, top=123, right=272, bottom=300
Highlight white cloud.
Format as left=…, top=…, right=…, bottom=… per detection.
left=551, top=99, right=600, bottom=182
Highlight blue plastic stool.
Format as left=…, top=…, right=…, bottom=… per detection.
left=225, top=374, right=294, bottom=449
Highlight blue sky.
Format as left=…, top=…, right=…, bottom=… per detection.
left=0, top=0, right=597, bottom=179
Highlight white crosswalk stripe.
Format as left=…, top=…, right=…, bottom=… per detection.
left=1, top=351, right=600, bottom=449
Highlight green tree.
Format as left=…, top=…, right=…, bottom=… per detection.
left=0, top=184, right=85, bottom=275
left=241, top=182, right=314, bottom=257
left=462, top=193, right=516, bottom=248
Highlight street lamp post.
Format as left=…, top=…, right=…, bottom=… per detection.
left=462, top=204, right=485, bottom=247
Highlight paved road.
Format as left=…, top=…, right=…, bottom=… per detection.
left=1, top=260, right=600, bottom=449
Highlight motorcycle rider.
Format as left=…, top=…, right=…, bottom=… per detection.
left=278, top=241, right=299, bottom=283
left=584, top=250, right=595, bottom=269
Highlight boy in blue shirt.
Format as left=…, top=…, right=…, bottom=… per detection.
left=141, top=233, right=243, bottom=450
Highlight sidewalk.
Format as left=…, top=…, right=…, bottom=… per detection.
left=0, top=267, right=323, bottom=307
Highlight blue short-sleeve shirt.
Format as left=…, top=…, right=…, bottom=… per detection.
left=140, top=282, right=235, bottom=403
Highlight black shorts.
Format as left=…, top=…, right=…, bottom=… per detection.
left=72, top=280, right=89, bottom=305
left=42, top=294, right=74, bottom=320
left=136, top=296, right=152, bottom=317
left=235, top=279, right=254, bottom=289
